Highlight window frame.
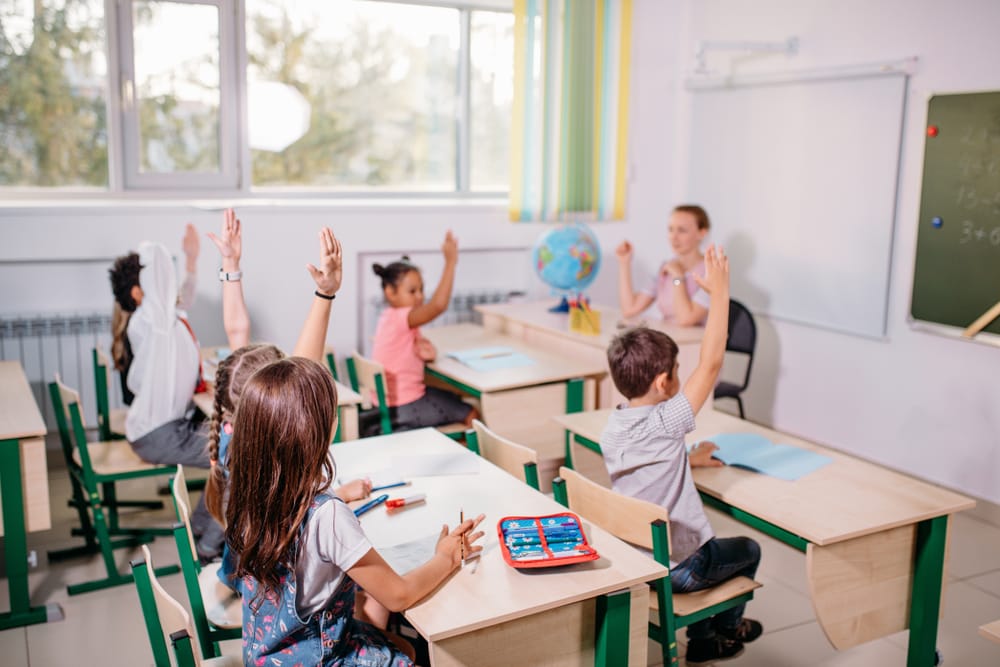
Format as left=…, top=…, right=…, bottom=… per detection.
left=0, top=0, right=510, bottom=197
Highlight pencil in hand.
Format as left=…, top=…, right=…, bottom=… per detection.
left=459, top=509, right=465, bottom=566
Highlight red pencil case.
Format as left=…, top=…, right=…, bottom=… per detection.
left=497, top=512, right=599, bottom=569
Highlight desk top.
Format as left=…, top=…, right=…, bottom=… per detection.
left=553, top=408, right=975, bottom=546
left=0, top=361, right=46, bottom=441
left=477, top=300, right=706, bottom=347
left=423, top=323, right=607, bottom=393
left=980, top=619, right=1000, bottom=645
left=331, top=428, right=667, bottom=642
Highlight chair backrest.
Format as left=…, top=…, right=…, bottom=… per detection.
left=349, top=353, right=392, bottom=435
left=133, top=544, right=203, bottom=667
left=554, top=466, right=670, bottom=552
left=93, top=346, right=114, bottom=440
left=324, top=345, right=340, bottom=382
left=171, top=466, right=198, bottom=567
left=471, top=420, right=539, bottom=489
left=48, top=377, right=99, bottom=478
left=726, top=299, right=757, bottom=390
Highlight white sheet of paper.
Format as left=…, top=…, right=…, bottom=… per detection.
left=376, top=532, right=439, bottom=575
left=392, top=453, right=481, bottom=477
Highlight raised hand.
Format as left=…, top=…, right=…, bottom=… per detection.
left=182, top=223, right=200, bottom=270
left=441, top=231, right=458, bottom=264
left=306, top=227, right=343, bottom=297
left=693, top=244, right=729, bottom=295
left=206, top=208, right=242, bottom=267
left=615, top=240, right=633, bottom=263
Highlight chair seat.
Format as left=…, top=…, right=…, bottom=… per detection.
left=200, top=561, right=242, bottom=629
left=109, top=408, right=127, bottom=436
left=714, top=381, right=743, bottom=399
left=653, top=576, right=761, bottom=618
left=437, top=422, right=468, bottom=435
left=72, top=440, right=172, bottom=476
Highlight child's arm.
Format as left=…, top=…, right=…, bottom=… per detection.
left=348, top=513, right=485, bottom=612
left=616, top=240, right=656, bottom=318
left=292, top=227, right=343, bottom=362
left=682, top=245, right=730, bottom=413
left=178, top=223, right=200, bottom=311
left=407, top=231, right=458, bottom=329
left=662, top=260, right=709, bottom=326
left=334, top=478, right=373, bottom=502
left=689, top=441, right=723, bottom=468
left=207, top=209, right=250, bottom=350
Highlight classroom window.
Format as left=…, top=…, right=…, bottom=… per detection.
left=0, top=0, right=109, bottom=188
left=0, top=0, right=511, bottom=194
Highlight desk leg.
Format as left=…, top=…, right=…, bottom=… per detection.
left=595, top=588, right=631, bottom=667
left=0, top=438, right=63, bottom=629
left=907, top=516, right=947, bottom=667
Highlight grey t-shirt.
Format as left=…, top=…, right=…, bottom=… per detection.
left=600, top=393, right=714, bottom=566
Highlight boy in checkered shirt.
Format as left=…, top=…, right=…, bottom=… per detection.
left=601, top=245, right=762, bottom=665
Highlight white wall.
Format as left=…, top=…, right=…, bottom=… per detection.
left=670, top=0, right=1000, bottom=503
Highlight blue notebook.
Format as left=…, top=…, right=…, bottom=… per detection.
left=448, top=346, right=536, bottom=372
left=704, top=432, right=832, bottom=481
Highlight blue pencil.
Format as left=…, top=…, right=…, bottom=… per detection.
left=370, top=481, right=408, bottom=492
left=354, top=494, right=389, bottom=517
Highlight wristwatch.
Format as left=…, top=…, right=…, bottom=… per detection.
left=672, top=276, right=684, bottom=287
left=218, top=269, right=242, bottom=282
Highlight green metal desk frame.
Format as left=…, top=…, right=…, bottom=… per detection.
left=0, top=438, right=64, bottom=629
left=563, top=430, right=947, bottom=667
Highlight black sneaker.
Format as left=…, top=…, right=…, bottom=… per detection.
left=716, top=618, right=763, bottom=643
left=685, top=636, right=745, bottom=665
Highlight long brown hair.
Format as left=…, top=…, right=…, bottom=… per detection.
left=205, top=344, right=284, bottom=524
left=225, top=357, right=339, bottom=605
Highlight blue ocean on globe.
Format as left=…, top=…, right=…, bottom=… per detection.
left=532, top=223, right=602, bottom=293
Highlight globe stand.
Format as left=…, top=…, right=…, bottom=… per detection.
left=549, top=296, right=571, bottom=313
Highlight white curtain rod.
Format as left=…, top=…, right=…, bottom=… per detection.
left=685, top=57, right=918, bottom=91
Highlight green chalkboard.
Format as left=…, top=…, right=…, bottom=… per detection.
left=912, top=91, right=1000, bottom=336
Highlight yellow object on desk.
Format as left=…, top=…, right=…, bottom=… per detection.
left=569, top=303, right=601, bottom=335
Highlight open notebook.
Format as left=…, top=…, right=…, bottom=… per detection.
left=703, top=432, right=832, bottom=481
left=447, top=346, right=536, bottom=372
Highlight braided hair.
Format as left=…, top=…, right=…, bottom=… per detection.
left=205, top=343, right=284, bottom=524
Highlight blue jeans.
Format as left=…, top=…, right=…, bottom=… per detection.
left=671, top=536, right=761, bottom=640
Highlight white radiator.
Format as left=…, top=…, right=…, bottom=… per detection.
left=0, top=313, right=118, bottom=430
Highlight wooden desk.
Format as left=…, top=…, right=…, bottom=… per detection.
left=331, top=428, right=668, bottom=666
left=980, top=619, right=1000, bottom=645
left=197, top=347, right=363, bottom=441
left=477, top=301, right=706, bottom=410
left=422, top=324, right=606, bottom=481
left=553, top=408, right=976, bottom=667
left=0, top=361, right=62, bottom=629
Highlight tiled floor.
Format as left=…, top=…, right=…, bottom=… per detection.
left=2, top=454, right=1000, bottom=666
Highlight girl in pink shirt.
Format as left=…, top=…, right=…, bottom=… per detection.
left=370, top=232, right=478, bottom=432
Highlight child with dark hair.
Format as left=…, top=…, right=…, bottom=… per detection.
left=370, top=231, right=478, bottom=432
left=227, top=357, right=485, bottom=665
left=602, top=246, right=763, bottom=665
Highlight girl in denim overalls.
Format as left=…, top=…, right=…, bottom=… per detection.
left=224, top=357, right=485, bottom=666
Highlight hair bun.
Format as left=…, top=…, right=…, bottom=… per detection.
left=401, top=255, right=410, bottom=263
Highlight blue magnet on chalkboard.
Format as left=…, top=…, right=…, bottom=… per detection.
left=931, top=217, right=943, bottom=228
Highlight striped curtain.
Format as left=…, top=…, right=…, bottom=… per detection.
left=509, top=0, right=633, bottom=222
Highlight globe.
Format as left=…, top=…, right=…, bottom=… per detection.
left=532, top=223, right=602, bottom=295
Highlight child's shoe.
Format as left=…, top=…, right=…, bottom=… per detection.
left=716, top=618, right=763, bottom=643
left=684, top=636, right=744, bottom=665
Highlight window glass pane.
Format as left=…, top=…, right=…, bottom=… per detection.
left=0, top=0, right=108, bottom=187
left=246, top=0, right=459, bottom=190
left=469, top=10, right=512, bottom=192
left=133, top=0, right=220, bottom=173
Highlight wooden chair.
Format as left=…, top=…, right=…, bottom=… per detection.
left=714, top=299, right=757, bottom=419
left=131, top=545, right=241, bottom=667
left=47, top=377, right=179, bottom=594
left=170, top=466, right=242, bottom=659
left=347, top=352, right=466, bottom=439
left=93, top=346, right=128, bottom=441
left=466, top=419, right=539, bottom=490
left=324, top=345, right=340, bottom=382
left=552, top=467, right=761, bottom=666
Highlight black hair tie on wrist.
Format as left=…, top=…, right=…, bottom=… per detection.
left=315, top=290, right=336, bottom=300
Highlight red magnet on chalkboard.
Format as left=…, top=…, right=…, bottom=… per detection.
left=927, top=125, right=939, bottom=137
